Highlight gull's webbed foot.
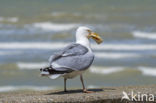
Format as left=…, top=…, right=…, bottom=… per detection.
left=83, top=89, right=94, bottom=93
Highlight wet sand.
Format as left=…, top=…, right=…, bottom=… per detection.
left=0, top=85, right=156, bottom=103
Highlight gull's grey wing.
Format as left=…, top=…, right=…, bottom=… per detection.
left=49, top=43, right=94, bottom=71
left=49, top=43, right=86, bottom=63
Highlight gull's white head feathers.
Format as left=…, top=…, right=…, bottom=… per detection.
left=76, top=26, right=103, bottom=50
left=76, top=26, right=91, bottom=37
left=76, top=26, right=92, bottom=49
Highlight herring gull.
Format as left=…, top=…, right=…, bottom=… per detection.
left=40, top=26, right=103, bottom=93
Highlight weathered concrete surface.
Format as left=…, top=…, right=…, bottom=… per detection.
left=0, top=85, right=156, bottom=103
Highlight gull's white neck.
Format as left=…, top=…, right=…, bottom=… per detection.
left=76, top=33, right=92, bottom=52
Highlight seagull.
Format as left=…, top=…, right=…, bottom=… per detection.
left=40, top=26, right=103, bottom=93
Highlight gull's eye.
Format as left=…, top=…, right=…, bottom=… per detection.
left=87, top=30, right=91, bottom=34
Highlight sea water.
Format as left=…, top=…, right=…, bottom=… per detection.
left=0, top=0, right=156, bottom=92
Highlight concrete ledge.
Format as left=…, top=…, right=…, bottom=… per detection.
left=0, top=85, right=156, bottom=103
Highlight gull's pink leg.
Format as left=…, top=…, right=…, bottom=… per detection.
left=80, top=74, right=94, bottom=93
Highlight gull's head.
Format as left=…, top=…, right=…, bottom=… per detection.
left=76, top=26, right=103, bottom=45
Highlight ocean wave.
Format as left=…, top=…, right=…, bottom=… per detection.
left=0, top=42, right=68, bottom=49
left=1, top=42, right=156, bottom=51
left=0, top=17, right=18, bottom=23
left=87, top=85, right=99, bottom=88
left=51, top=12, right=106, bottom=20
left=92, top=44, right=156, bottom=50
left=51, top=12, right=81, bottom=17
left=132, top=31, right=156, bottom=39
left=17, top=62, right=48, bottom=70
left=0, top=51, right=22, bottom=55
left=0, top=86, right=55, bottom=92
left=16, top=62, right=156, bottom=77
left=89, top=66, right=124, bottom=74
left=138, top=67, right=156, bottom=76
left=17, top=62, right=125, bottom=75
left=32, top=22, right=79, bottom=31
left=95, top=52, right=141, bottom=59
left=17, top=62, right=124, bottom=71
left=0, top=28, right=47, bottom=35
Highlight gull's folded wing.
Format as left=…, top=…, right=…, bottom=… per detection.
left=49, top=43, right=94, bottom=72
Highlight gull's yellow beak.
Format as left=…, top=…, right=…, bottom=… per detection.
left=88, top=32, right=103, bottom=44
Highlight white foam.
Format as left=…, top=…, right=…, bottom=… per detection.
left=90, top=66, right=124, bottom=74
left=87, top=85, right=99, bottom=88
left=0, top=42, right=68, bottom=49
left=0, top=17, right=18, bottom=23
left=1, top=42, right=156, bottom=51
left=95, top=52, right=141, bottom=59
left=51, top=12, right=65, bottom=16
left=33, top=22, right=78, bottom=31
left=92, top=44, right=156, bottom=50
left=17, top=62, right=48, bottom=70
left=0, top=86, right=55, bottom=92
left=138, top=67, right=156, bottom=76
left=132, top=31, right=156, bottom=39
